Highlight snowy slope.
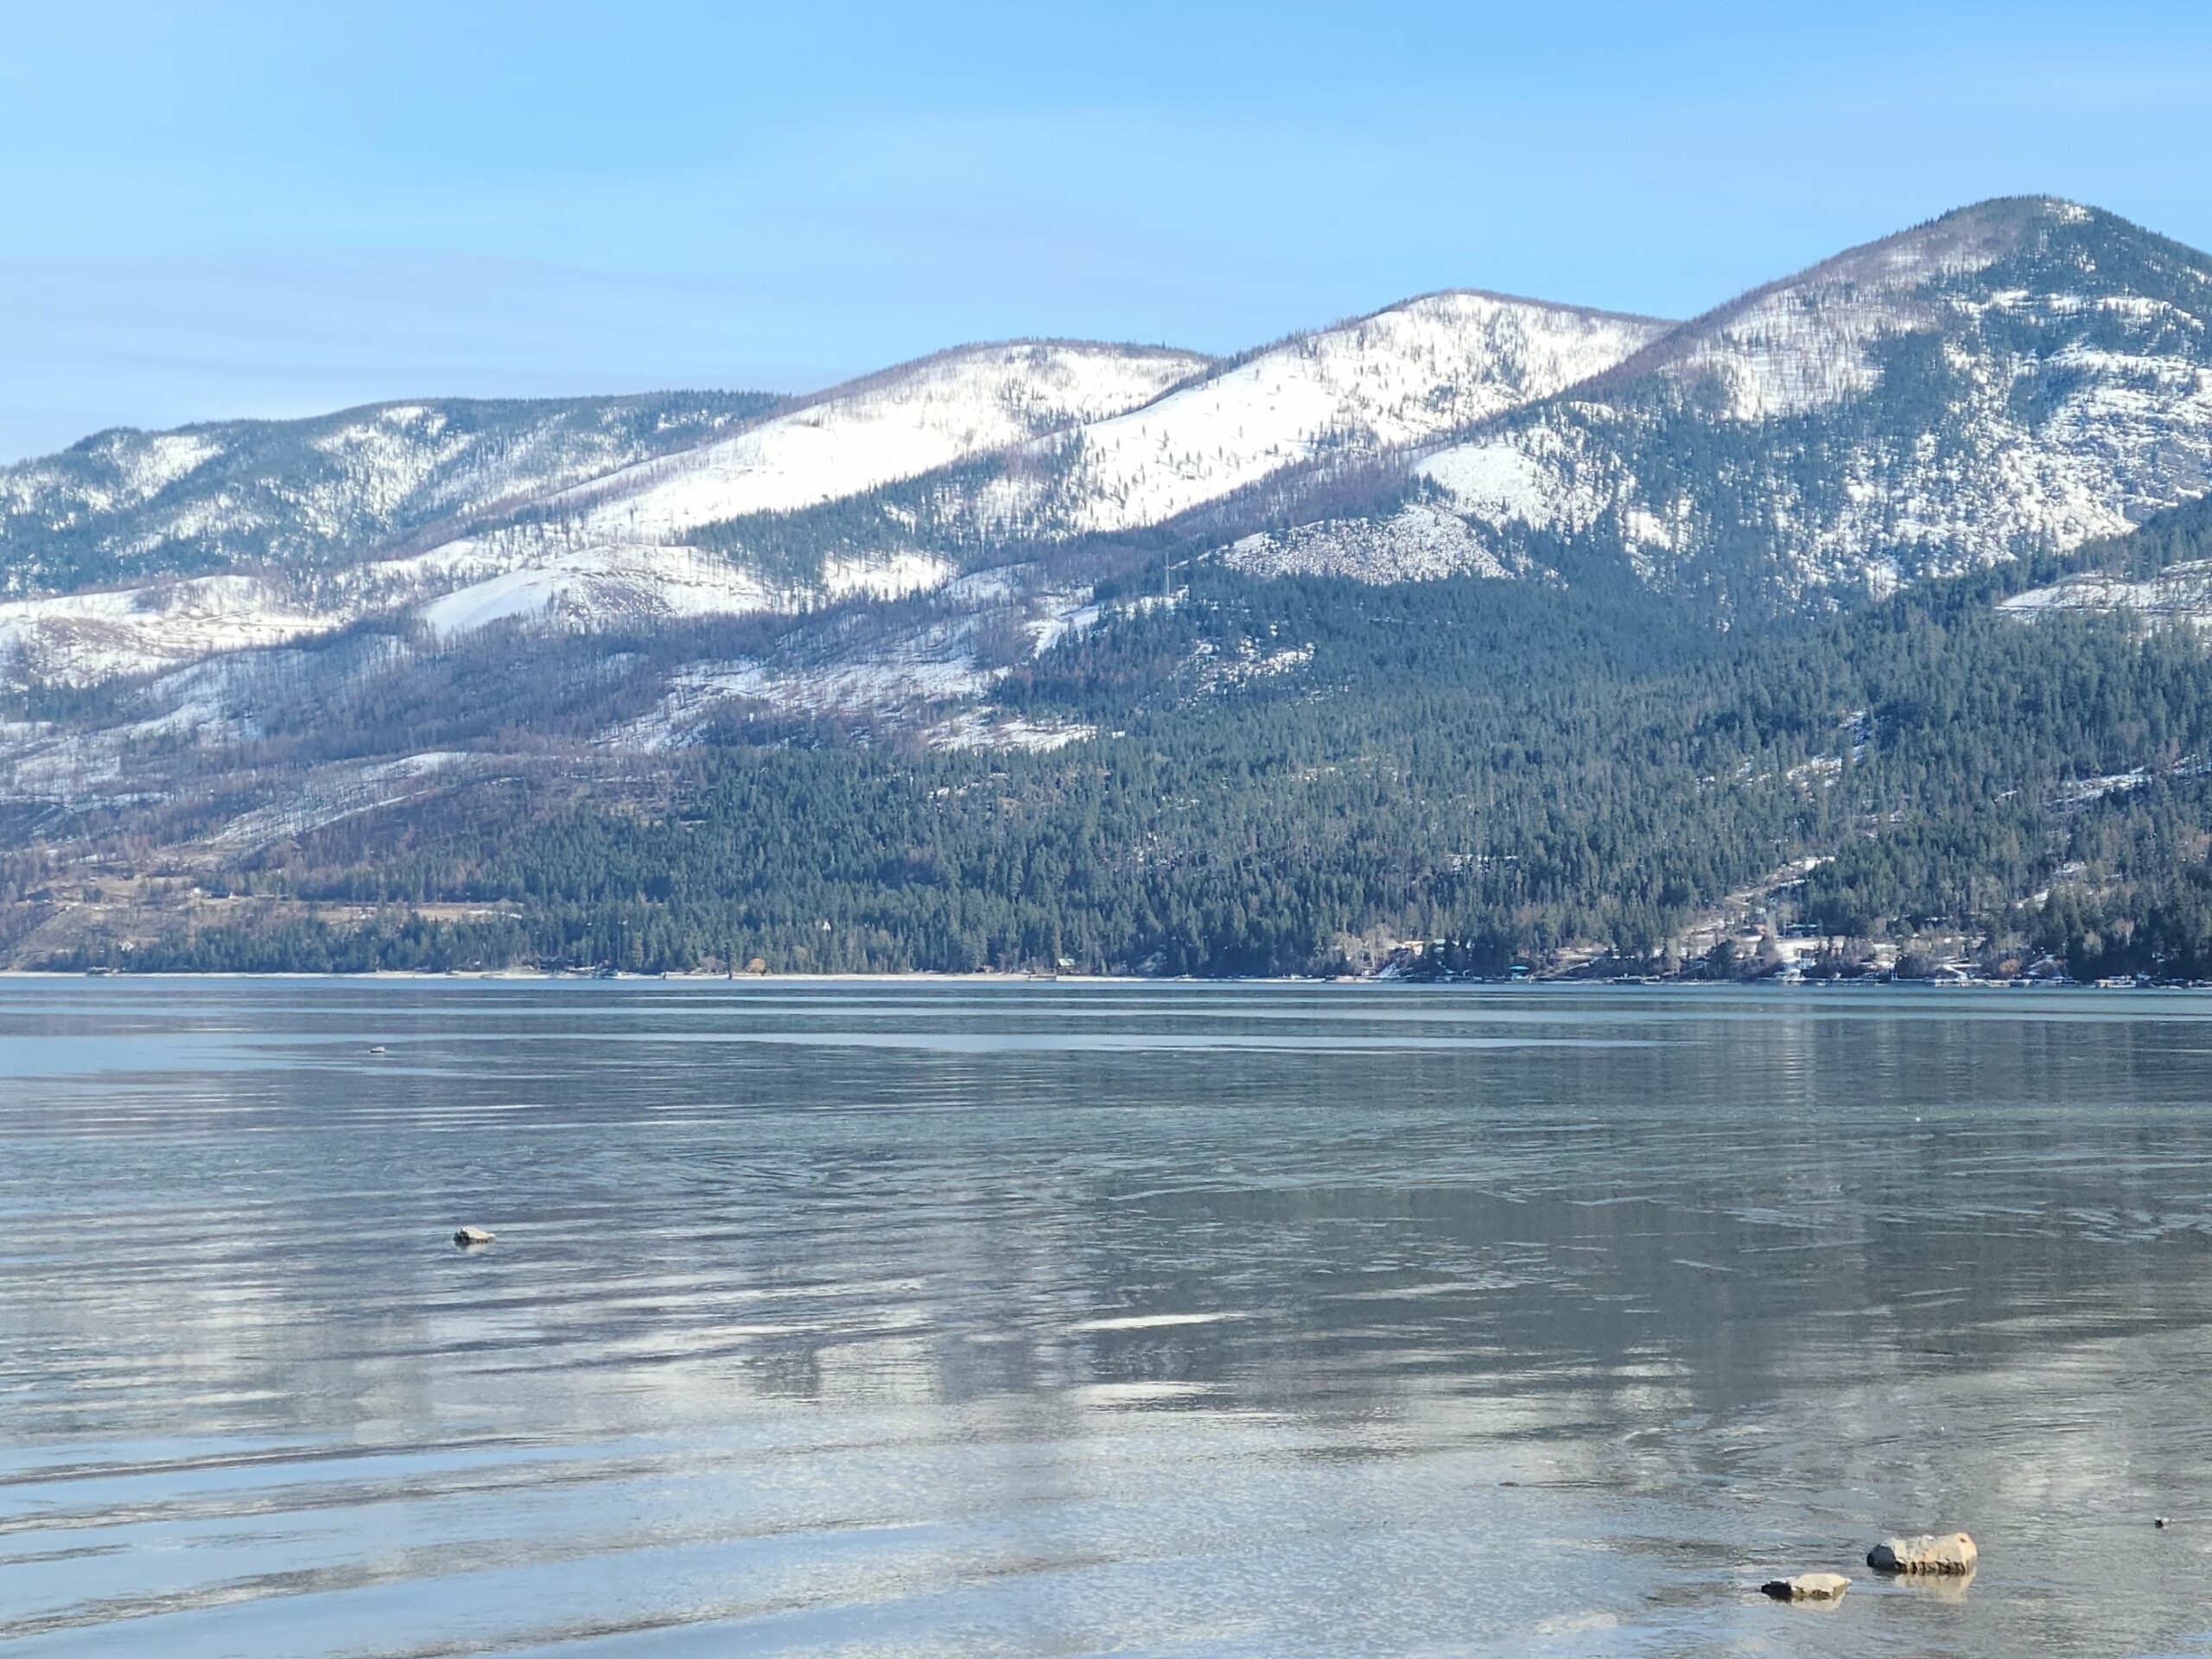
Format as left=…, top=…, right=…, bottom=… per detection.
left=0, top=575, right=324, bottom=686
left=543, top=340, right=1210, bottom=543
left=415, top=544, right=781, bottom=639
left=0, top=542, right=779, bottom=686
left=411, top=543, right=955, bottom=639
left=1032, top=292, right=1673, bottom=535
left=1611, top=202, right=2031, bottom=419
left=0, top=537, right=934, bottom=685
left=1401, top=199, right=2212, bottom=601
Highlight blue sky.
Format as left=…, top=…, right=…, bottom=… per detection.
left=3, top=0, right=2209, bottom=460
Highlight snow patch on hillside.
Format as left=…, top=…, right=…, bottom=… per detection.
left=1023, top=589, right=1178, bottom=656
left=607, top=636, right=995, bottom=753
left=416, top=544, right=777, bottom=639
left=200, top=750, right=481, bottom=856
left=1219, top=502, right=1516, bottom=582
left=0, top=575, right=324, bottom=686
left=823, top=551, right=954, bottom=601
left=135, top=434, right=226, bottom=497
left=928, top=711, right=1094, bottom=751
left=1420, top=442, right=1587, bottom=531
left=612, top=651, right=1093, bottom=755
left=601, top=577, right=1148, bottom=753
left=0, top=529, right=965, bottom=683
left=2002, top=558, right=2212, bottom=624
left=303, top=405, right=474, bottom=519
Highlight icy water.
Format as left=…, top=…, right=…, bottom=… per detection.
left=4, top=983, right=2212, bottom=1657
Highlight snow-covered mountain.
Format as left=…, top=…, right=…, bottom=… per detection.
left=669, top=291, right=1673, bottom=576
left=1377, top=198, right=2212, bottom=605
left=0, top=296, right=1677, bottom=686
left=0, top=391, right=781, bottom=598
left=17, top=195, right=2212, bottom=976
left=6, top=194, right=2212, bottom=758
left=0, top=342, right=1209, bottom=685
left=272, top=295, right=1669, bottom=739
left=243, top=296, right=1662, bottom=677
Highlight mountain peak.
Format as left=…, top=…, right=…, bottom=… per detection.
left=1573, top=194, right=2207, bottom=424
left=1397, top=198, right=2212, bottom=602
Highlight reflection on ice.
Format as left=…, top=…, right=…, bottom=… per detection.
left=2, top=982, right=2212, bottom=1656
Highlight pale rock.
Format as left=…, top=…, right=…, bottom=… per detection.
left=1867, top=1531, right=1977, bottom=1573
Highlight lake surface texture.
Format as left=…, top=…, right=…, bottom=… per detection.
left=3, top=981, right=2211, bottom=1657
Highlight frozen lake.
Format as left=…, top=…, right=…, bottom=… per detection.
left=3, top=981, right=2211, bottom=1656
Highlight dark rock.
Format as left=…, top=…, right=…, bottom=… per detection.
left=1762, top=1573, right=1850, bottom=1601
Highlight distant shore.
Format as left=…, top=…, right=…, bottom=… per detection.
left=6, top=968, right=2201, bottom=990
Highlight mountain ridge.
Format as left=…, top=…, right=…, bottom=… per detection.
left=0, top=390, right=786, bottom=596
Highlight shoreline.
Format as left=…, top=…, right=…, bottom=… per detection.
left=3, top=967, right=2201, bottom=990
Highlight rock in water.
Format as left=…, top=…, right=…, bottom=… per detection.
left=1867, top=1532, right=1977, bottom=1573
left=1762, top=1573, right=1851, bottom=1601
left=453, top=1226, right=495, bottom=1248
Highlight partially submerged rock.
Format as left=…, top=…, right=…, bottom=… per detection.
left=1762, top=1573, right=1850, bottom=1601
left=1868, top=1531, right=1977, bottom=1574
left=453, top=1226, right=495, bottom=1248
